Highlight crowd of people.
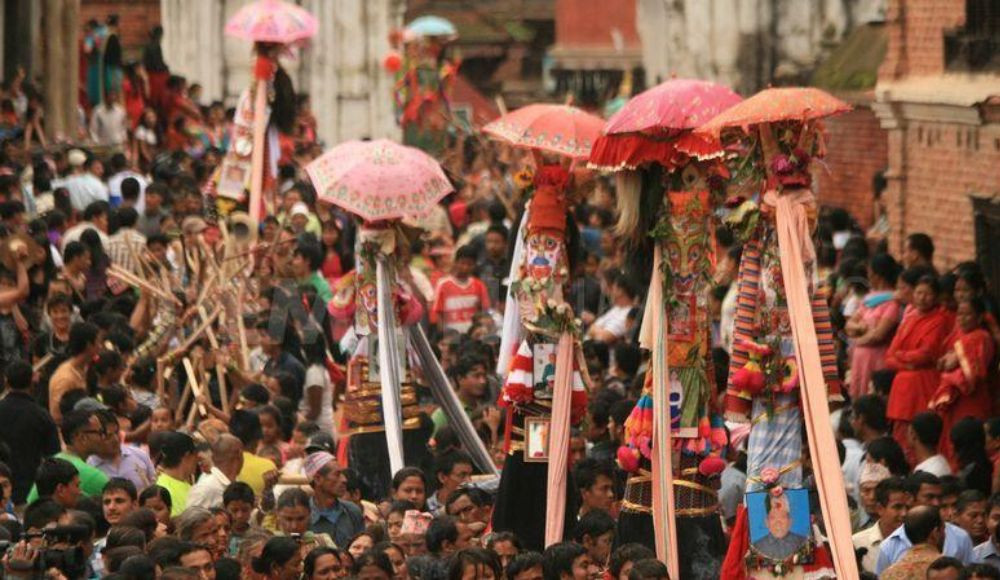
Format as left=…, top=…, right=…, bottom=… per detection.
left=0, top=14, right=997, bottom=580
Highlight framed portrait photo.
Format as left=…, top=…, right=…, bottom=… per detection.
left=523, top=417, right=550, bottom=463
left=746, top=488, right=813, bottom=569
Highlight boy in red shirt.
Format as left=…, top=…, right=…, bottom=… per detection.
left=431, top=245, right=491, bottom=334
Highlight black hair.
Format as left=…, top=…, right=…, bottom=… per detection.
left=542, top=542, right=587, bottom=580
left=116, top=206, right=139, bottom=228
left=276, top=487, right=311, bottom=510
left=906, top=233, right=935, bottom=261
left=139, top=485, right=172, bottom=510
left=572, top=458, right=616, bottom=493
left=5, top=360, right=32, bottom=391
left=869, top=253, right=901, bottom=286
left=910, top=411, right=944, bottom=449
left=964, top=563, right=1000, bottom=579
left=610, top=399, right=637, bottom=428
left=608, top=544, right=656, bottom=578
left=851, top=395, right=889, bottom=433
left=83, top=200, right=111, bottom=222
left=900, top=265, right=936, bottom=288
left=875, top=476, right=909, bottom=507
left=251, top=536, right=300, bottom=574
left=507, top=551, right=544, bottom=579
left=229, top=409, right=263, bottom=447
left=352, top=550, right=394, bottom=577
left=587, top=389, right=623, bottom=431
left=905, top=471, right=943, bottom=497
left=120, top=508, right=159, bottom=543
left=916, top=274, right=940, bottom=295
left=60, top=408, right=97, bottom=445
left=146, top=536, right=184, bottom=569
left=448, top=547, right=503, bottom=580
left=903, top=505, right=942, bottom=545
left=106, top=525, right=147, bottom=550
left=951, top=417, right=989, bottom=469
left=628, top=558, right=669, bottom=580
left=68, top=321, right=100, bottom=356
left=223, top=481, right=256, bottom=506
left=23, top=499, right=65, bottom=531
left=294, top=240, right=324, bottom=271
left=239, top=383, right=271, bottom=406
left=304, top=546, right=343, bottom=577
left=103, top=477, right=138, bottom=501
left=118, top=554, right=157, bottom=579
left=426, top=515, right=459, bottom=555
left=152, top=431, right=196, bottom=468
left=613, top=344, right=641, bottom=377
left=434, top=451, right=474, bottom=480
left=455, top=244, right=477, bottom=263
left=572, top=509, right=616, bottom=544
left=957, top=489, right=988, bottom=514
left=867, top=437, right=910, bottom=477
left=34, top=456, right=79, bottom=499
left=486, top=223, right=509, bottom=240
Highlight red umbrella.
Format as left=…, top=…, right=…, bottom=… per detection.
left=696, top=87, right=850, bottom=137
left=589, top=79, right=742, bottom=170
left=483, top=104, right=605, bottom=159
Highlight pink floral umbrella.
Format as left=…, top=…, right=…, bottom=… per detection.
left=225, top=0, right=319, bottom=44
left=305, top=140, right=454, bottom=222
left=482, top=104, right=605, bottom=159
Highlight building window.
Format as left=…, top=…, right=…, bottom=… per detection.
left=945, top=0, right=1000, bottom=71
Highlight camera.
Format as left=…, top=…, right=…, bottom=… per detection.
left=12, top=525, right=90, bottom=579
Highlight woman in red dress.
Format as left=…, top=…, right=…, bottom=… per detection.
left=932, top=296, right=996, bottom=467
left=885, top=274, right=953, bottom=465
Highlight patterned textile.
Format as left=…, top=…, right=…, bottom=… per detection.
left=745, top=392, right=803, bottom=491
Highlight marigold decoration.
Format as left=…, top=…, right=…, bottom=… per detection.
left=382, top=52, right=402, bottom=73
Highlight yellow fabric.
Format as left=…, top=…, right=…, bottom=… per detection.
left=156, top=472, right=192, bottom=517
left=238, top=452, right=278, bottom=496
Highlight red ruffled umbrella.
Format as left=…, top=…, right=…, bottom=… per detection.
left=482, top=103, right=605, bottom=159
left=589, top=78, right=742, bottom=171
left=696, top=87, right=850, bottom=137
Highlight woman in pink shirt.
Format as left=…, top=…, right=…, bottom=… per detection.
left=846, top=254, right=902, bottom=399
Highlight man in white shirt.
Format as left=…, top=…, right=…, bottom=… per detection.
left=910, top=411, right=952, bottom=477
left=587, top=272, right=637, bottom=344
left=854, top=476, right=911, bottom=574
left=106, top=153, right=147, bottom=212
left=54, top=149, right=110, bottom=212
left=61, top=201, right=111, bottom=251
left=89, top=90, right=128, bottom=149
left=187, top=434, right=244, bottom=509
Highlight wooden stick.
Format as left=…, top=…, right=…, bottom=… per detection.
left=182, top=357, right=208, bottom=417
left=162, top=306, right=223, bottom=362
left=155, top=357, right=166, bottom=406
left=199, top=305, right=229, bottom=415
left=109, top=266, right=181, bottom=306
left=236, top=286, right=250, bottom=370
left=32, top=353, right=53, bottom=373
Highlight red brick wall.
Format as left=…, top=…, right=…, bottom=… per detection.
left=80, top=0, right=161, bottom=53
left=880, top=0, right=965, bottom=80
left=896, top=121, right=1000, bottom=270
left=555, top=0, right=638, bottom=48
left=815, top=106, right=887, bottom=229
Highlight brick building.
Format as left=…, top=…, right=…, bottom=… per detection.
left=812, top=23, right=890, bottom=230
left=549, top=0, right=642, bottom=106
left=80, top=0, right=160, bottom=54
left=873, top=0, right=1000, bottom=274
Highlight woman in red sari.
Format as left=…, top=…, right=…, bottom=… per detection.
left=932, top=296, right=996, bottom=467
left=886, top=275, right=953, bottom=465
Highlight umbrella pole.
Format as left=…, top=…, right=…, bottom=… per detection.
left=249, top=75, right=268, bottom=222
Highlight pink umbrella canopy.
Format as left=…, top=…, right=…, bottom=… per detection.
left=603, top=78, right=743, bottom=136
left=305, top=140, right=454, bottom=222
left=482, top=104, right=605, bottom=159
left=589, top=79, right=743, bottom=171
left=225, top=0, right=319, bottom=44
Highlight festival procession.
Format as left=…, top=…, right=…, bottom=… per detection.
left=0, top=0, right=996, bottom=578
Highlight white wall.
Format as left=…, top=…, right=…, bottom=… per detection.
left=161, top=0, right=402, bottom=144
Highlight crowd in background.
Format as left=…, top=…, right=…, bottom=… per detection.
left=0, top=13, right=997, bottom=580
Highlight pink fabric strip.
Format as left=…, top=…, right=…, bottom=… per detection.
left=544, top=332, right=574, bottom=547
left=640, top=245, right=680, bottom=578
left=772, top=191, right=859, bottom=579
